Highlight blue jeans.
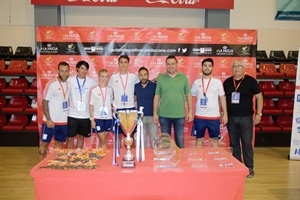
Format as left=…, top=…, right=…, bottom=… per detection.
left=226, top=115, right=254, bottom=169
left=159, top=116, right=185, bottom=148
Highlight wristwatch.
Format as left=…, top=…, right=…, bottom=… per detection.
left=256, top=113, right=262, bottom=116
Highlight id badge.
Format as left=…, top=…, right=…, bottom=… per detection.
left=231, top=92, right=240, bottom=104
left=62, top=101, right=68, bottom=111
left=77, top=101, right=86, bottom=111
left=100, top=107, right=108, bottom=117
left=200, top=98, right=207, bottom=108
left=121, top=95, right=128, bottom=104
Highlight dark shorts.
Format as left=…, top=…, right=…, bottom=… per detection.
left=113, top=107, right=137, bottom=135
left=41, top=124, right=68, bottom=143
left=92, top=119, right=113, bottom=134
left=192, top=118, right=220, bottom=138
left=67, top=117, right=91, bottom=138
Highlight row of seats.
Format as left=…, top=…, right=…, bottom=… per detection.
left=0, top=46, right=35, bottom=59
left=256, top=50, right=298, bottom=63
left=255, top=115, right=292, bottom=133
left=0, top=60, right=37, bottom=75
left=0, top=114, right=37, bottom=131
left=259, top=81, right=295, bottom=97
left=0, top=96, right=37, bottom=113
left=263, top=98, right=293, bottom=115
left=0, top=78, right=37, bottom=94
left=257, top=63, right=296, bottom=78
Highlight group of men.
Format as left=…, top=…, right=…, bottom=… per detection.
left=39, top=54, right=263, bottom=178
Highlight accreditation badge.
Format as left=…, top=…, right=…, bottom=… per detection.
left=121, top=94, right=128, bottom=104
left=200, top=98, right=207, bottom=108
left=100, top=107, right=108, bottom=117
left=62, top=101, right=68, bottom=111
left=231, top=92, right=240, bottom=104
left=77, top=101, right=86, bottom=111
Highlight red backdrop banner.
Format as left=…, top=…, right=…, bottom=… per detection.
left=36, top=27, right=256, bottom=150
left=31, top=0, right=234, bottom=9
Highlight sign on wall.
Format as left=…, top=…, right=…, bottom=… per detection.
left=36, top=27, right=256, bottom=149
left=31, top=0, right=234, bottom=9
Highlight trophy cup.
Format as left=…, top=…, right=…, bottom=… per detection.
left=118, top=110, right=138, bottom=168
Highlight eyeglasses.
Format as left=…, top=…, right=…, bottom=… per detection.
left=232, top=65, right=244, bottom=68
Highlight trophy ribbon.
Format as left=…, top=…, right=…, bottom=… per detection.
left=112, top=117, right=120, bottom=166
left=136, top=107, right=145, bottom=162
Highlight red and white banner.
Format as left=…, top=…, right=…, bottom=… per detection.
left=36, top=27, right=256, bottom=150
left=31, top=0, right=234, bottom=9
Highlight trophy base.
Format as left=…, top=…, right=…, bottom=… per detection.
left=122, top=159, right=135, bottom=168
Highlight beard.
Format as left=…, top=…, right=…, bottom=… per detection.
left=202, top=70, right=212, bottom=76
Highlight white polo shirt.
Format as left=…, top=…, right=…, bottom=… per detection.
left=89, top=85, right=113, bottom=119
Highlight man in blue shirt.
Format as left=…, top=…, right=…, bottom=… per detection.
left=134, top=67, right=157, bottom=148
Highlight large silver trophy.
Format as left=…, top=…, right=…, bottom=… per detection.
left=118, top=110, right=138, bottom=168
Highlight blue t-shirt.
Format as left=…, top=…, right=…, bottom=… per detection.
left=134, top=81, right=156, bottom=116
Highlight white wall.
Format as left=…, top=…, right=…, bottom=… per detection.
left=0, top=0, right=299, bottom=55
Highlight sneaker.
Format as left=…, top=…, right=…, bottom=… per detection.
left=247, top=168, right=254, bottom=178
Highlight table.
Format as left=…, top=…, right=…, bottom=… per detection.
left=30, top=148, right=248, bottom=200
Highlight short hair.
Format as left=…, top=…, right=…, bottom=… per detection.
left=166, top=55, right=177, bottom=63
left=138, top=67, right=148, bottom=74
left=202, top=58, right=214, bottom=66
left=57, top=61, right=69, bottom=70
left=118, top=55, right=130, bottom=63
left=232, top=60, right=244, bottom=68
left=98, top=68, right=108, bottom=76
left=76, top=60, right=89, bottom=70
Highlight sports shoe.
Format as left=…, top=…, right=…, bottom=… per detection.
left=247, top=168, right=254, bottom=178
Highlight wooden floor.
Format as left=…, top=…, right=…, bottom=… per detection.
left=0, top=147, right=299, bottom=200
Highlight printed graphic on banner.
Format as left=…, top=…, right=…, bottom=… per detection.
left=36, top=27, right=256, bottom=150
left=275, top=0, right=300, bottom=21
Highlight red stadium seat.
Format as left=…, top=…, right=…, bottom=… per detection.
left=24, top=96, right=37, bottom=113
left=258, top=63, right=283, bottom=77
left=1, top=60, right=28, bottom=74
left=255, top=125, right=261, bottom=133
left=276, top=116, right=292, bottom=133
left=25, top=115, right=38, bottom=131
left=279, top=63, right=296, bottom=78
left=0, top=60, right=6, bottom=72
left=2, top=96, right=28, bottom=113
left=278, top=81, right=295, bottom=97
left=0, top=78, right=6, bottom=91
left=0, top=114, right=7, bottom=128
left=259, top=81, right=283, bottom=97
left=258, top=116, right=281, bottom=132
left=0, top=96, right=6, bottom=109
left=277, top=99, right=294, bottom=115
left=262, top=98, right=282, bottom=115
left=25, top=60, right=37, bottom=75
left=2, top=114, right=28, bottom=131
left=25, top=78, right=37, bottom=95
left=2, top=78, right=29, bottom=94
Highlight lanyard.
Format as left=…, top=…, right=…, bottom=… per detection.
left=57, top=78, right=68, bottom=100
left=202, top=77, right=212, bottom=98
left=76, top=75, right=86, bottom=101
left=233, top=75, right=245, bottom=92
left=99, top=85, right=107, bottom=107
left=119, top=73, right=128, bottom=95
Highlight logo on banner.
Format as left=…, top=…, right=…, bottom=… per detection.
left=150, top=32, right=169, bottom=41
left=146, top=0, right=199, bottom=5
left=83, top=46, right=104, bottom=55
left=242, top=58, right=253, bottom=68
left=106, top=32, right=125, bottom=41
left=215, top=72, right=231, bottom=80
left=65, top=43, right=77, bottom=54
left=105, top=58, right=118, bottom=67
left=89, top=31, right=97, bottom=39
left=237, top=33, right=254, bottom=43
left=240, top=46, right=251, bottom=56
left=40, top=43, right=59, bottom=54
left=150, top=58, right=165, bottom=68
left=216, top=46, right=234, bottom=56
left=193, top=61, right=202, bottom=68
left=67, top=57, right=79, bottom=67
left=177, top=58, right=185, bottom=68
left=193, top=47, right=212, bottom=55
left=41, top=70, right=57, bottom=79
left=219, top=59, right=229, bottom=68
left=133, top=31, right=142, bottom=40
left=220, top=32, right=229, bottom=42
left=177, top=32, right=187, bottom=41
left=43, top=30, right=55, bottom=40
left=41, top=57, right=55, bottom=67
left=194, top=33, right=212, bottom=42
left=63, top=31, right=80, bottom=40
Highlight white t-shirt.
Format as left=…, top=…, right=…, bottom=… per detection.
left=191, top=77, right=225, bottom=118
left=89, top=85, right=113, bottom=119
left=42, top=78, right=70, bottom=124
left=68, top=75, right=97, bottom=119
left=108, top=72, right=139, bottom=109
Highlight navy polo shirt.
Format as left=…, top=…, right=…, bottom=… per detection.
left=134, top=81, right=156, bottom=116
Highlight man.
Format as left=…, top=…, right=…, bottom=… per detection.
left=134, top=67, right=157, bottom=148
left=39, top=61, right=70, bottom=160
left=191, top=58, right=228, bottom=148
left=223, top=60, right=263, bottom=178
left=66, top=60, right=97, bottom=149
left=108, top=55, right=139, bottom=138
left=153, top=55, right=193, bottom=148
